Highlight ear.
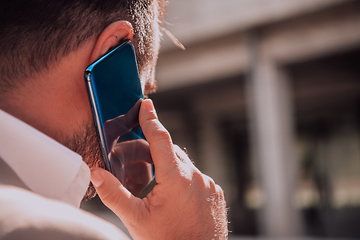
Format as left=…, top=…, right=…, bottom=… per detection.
left=90, top=21, right=134, bottom=63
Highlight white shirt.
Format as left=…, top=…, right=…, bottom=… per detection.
left=0, top=109, right=90, bottom=207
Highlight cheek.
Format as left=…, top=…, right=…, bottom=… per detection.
left=73, top=80, right=93, bottom=119
left=58, top=76, right=93, bottom=128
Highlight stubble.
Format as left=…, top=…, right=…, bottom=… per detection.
left=61, top=121, right=104, bottom=201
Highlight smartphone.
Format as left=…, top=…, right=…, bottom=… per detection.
left=85, top=40, right=154, bottom=198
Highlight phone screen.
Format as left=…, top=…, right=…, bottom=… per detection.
left=85, top=40, right=154, bottom=197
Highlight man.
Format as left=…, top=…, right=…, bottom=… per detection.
left=0, top=0, right=228, bottom=239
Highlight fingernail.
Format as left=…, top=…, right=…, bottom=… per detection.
left=142, top=99, right=157, bottom=117
left=142, top=99, right=154, bottom=110
left=90, top=168, right=104, bottom=188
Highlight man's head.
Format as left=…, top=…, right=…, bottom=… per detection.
left=0, top=0, right=166, bottom=94
left=0, top=0, right=166, bottom=200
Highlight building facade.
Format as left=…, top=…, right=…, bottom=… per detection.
left=152, top=0, right=360, bottom=238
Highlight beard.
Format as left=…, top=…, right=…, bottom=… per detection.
left=59, top=34, right=159, bottom=201
left=61, top=121, right=105, bottom=201
left=59, top=2, right=162, bottom=201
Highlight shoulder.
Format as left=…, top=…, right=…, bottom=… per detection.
left=0, top=185, right=130, bottom=240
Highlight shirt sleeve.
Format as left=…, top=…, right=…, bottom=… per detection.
left=0, top=185, right=131, bottom=240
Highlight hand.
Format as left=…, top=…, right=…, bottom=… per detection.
left=90, top=99, right=228, bottom=240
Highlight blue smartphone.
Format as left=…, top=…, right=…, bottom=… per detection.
left=85, top=40, right=154, bottom=198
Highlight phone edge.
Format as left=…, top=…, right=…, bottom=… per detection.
left=84, top=70, right=112, bottom=172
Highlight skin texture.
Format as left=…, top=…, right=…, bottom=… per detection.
left=91, top=99, right=228, bottom=239
left=0, top=1, right=229, bottom=238
left=0, top=20, right=140, bottom=199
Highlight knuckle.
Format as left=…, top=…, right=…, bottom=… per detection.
left=192, top=171, right=213, bottom=191
left=200, top=174, right=220, bottom=194
left=192, top=171, right=205, bottom=184
left=147, top=119, right=171, bottom=141
left=192, top=172, right=226, bottom=201
left=215, top=184, right=225, bottom=199
left=173, top=144, right=182, bottom=152
left=156, top=127, right=171, bottom=141
left=174, top=145, right=188, bottom=163
left=207, top=175, right=217, bottom=192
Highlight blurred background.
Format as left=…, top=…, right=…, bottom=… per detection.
left=82, top=0, right=360, bottom=238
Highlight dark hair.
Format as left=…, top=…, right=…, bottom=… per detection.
left=0, top=0, right=164, bottom=92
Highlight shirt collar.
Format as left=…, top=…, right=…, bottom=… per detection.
left=0, top=109, right=90, bottom=207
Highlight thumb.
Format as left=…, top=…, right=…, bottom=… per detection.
left=90, top=167, right=145, bottom=222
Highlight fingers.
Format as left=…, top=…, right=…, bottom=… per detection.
left=90, top=167, right=144, bottom=221
left=173, top=145, right=195, bottom=166
left=139, top=99, right=177, bottom=181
